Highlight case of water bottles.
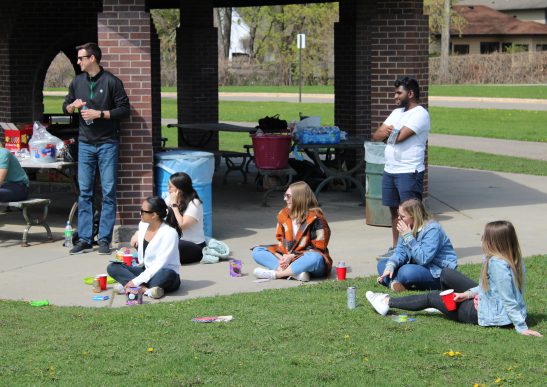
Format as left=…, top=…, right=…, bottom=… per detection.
left=294, top=126, right=341, bottom=145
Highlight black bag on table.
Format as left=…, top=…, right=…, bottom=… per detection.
left=258, top=114, right=288, bottom=133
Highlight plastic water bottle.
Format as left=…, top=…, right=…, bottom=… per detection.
left=81, top=105, right=93, bottom=125
left=64, top=221, right=74, bottom=248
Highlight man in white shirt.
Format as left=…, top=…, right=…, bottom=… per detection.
left=372, top=77, right=430, bottom=258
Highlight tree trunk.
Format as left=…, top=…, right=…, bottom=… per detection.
left=439, top=0, right=451, bottom=83
left=222, top=8, right=232, bottom=59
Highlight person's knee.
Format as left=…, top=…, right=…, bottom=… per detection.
left=106, top=263, right=117, bottom=277
left=396, top=265, right=416, bottom=284
left=377, top=258, right=388, bottom=275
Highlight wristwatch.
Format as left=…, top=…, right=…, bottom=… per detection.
left=171, top=204, right=178, bottom=208
left=100, top=111, right=105, bottom=119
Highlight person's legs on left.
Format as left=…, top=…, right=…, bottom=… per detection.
left=0, top=182, right=28, bottom=202
left=77, top=142, right=97, bottom=245
left=96, top=142, right=119, bottom=244
left=395, top=264, right=441, bottom=290
left=288, top=252, right=326, bottom=278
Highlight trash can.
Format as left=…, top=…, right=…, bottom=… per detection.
left=154, top=150, right=215, bottom=238
left=364, top=142, right=392, bottom=227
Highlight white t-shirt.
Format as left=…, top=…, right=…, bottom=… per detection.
left=383, top=105, right=430, bottom=173
left=181, top=199, right=205, bottom=244
left=166, top=196, right=206, bottom=244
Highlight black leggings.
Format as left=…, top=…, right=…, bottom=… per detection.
left=389, top=268, right=479, bottom=325
left=179, top=240, right=206, bottom=264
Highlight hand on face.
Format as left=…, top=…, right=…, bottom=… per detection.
left=396, top=219, right=411, bottom=235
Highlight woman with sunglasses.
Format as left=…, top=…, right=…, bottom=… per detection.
left=252, top=181, right=332, bottom=282
left=107, top=196, right=181, bottom=299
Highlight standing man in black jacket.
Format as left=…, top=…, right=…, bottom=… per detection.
left=63, top=42, right=130, bottom=255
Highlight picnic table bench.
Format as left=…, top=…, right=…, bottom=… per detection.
left=0, top=198, right=53, bottom=246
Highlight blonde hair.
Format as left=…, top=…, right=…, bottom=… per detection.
left=399, top=199, right=431, bottom=237
left=288, top=181, right=320, bottom=223
left=481, top=221, right=523, bottom=291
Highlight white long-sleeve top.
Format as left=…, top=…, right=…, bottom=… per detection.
left=132, top=221, right=181, bottom=286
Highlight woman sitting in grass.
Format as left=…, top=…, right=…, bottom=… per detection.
left=107, top=196, right=181, bottom=299
left=367, top=220, right=542, bottom=337
left=252, top=181, right=332, bottom=282
left=377, top=198, right=458, bottom=292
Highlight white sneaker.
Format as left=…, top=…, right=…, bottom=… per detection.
left=366, top=291, right=390, bottom=316
left=289, top=272, right=310, bottom=282
left=253, top=267, right=277, bottom=280
left=423, top=308, right=442, bottom=314
left=114, top=283, right=126, bottom=295
left=145, top=287, right=164, bottom=299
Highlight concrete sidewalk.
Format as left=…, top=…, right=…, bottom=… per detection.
left=1, top=165, right=546, bottom=308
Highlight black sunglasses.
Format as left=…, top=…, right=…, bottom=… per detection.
left=140, top=209, right=154, bottom=215
left=77, top=55, right=91, bottom=61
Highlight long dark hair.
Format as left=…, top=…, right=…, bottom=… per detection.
left=146, top=196, right=181, bottom=237
left=169, top=172, right=201, bottom=213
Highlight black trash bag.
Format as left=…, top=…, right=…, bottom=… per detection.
left=258, top=114, right=288, bottom=133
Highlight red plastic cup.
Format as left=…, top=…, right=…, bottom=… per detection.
left=440, top=289, right=457, bottom=311
left=98, top=274, right=108, bottom=291
left=123, top=254, right=133, bottom=266
left=336, top=266, right=347, bottom=281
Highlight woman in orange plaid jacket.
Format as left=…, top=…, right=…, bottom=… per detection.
left=252, top=181, right=333, bottom=282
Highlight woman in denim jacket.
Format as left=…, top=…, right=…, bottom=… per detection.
left=377, top=199, right=458, bottom=292
left=367, top=221, right=542, bottom=337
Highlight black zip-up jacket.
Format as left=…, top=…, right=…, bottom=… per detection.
left=63, top=67, right=130, bottom=144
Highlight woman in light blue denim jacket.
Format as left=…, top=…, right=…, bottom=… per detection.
left=377, top=199, right=457, bottom=292
left=367, top=221, right=542, bottom=337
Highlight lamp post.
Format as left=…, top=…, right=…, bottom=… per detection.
left=297, top=33, right=306, bottom=103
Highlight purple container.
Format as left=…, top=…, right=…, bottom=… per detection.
left=126, top=286, right=143, bottom=305
left=229, top=259, right=242, bottom=277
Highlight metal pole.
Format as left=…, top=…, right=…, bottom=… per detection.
left=299, top=45, right=302, bottom=103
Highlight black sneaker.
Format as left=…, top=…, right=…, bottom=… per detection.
left=69, top=241, right=93, bottom=255
left=98, top=241, right=111, bottom=255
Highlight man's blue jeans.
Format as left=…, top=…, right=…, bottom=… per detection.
left=252, top=246, right=326, bottom=277
left=377, top=258, right=441, bottom=290
left=78, top=141, right=119, bottom=245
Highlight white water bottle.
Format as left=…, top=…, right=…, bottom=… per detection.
left=64, top=221, right=74, bottom=248
left=81, top=105, right=93, bottom=125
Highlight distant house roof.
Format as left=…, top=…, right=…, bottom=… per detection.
left=457, top=0, right=547, bottom=11
left=452, top=5, right=547, bottom=35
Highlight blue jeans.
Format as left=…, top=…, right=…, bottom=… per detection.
left=107, top=262, right=181, bottom=293
left=252, top=246, right=326, bottom=277
left=0, top=182, right=28, bottom=202
left=78, top=141, right=119, bottom=244
left=377, top=258, right=441, bottom=290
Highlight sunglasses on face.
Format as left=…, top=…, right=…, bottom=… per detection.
left=77, top=55, right=91, bottom=61
left=140, top=209, right=154, bottom=215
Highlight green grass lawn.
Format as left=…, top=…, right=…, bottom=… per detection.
left=0, top=256, right=545, bottom=385
left=44, top=97, right=547, bottom=143
left=46, top=84, right=547, bottom=99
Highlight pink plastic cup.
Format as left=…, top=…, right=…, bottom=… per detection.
left=336, top=267, right=347, bottom=281
left=440, top=289, right=457, bottom=311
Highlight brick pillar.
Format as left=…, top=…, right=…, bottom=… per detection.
left=370, top=0, right=430, bottom=195
left=98, top=0, right=156, bottom=241
left=176, top=2, right=219, bottom=150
